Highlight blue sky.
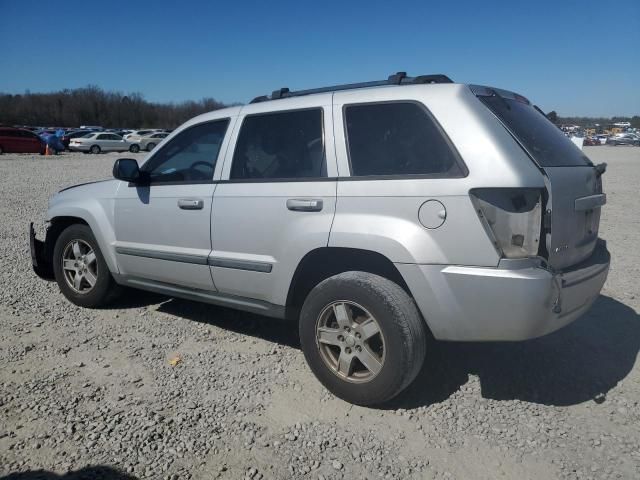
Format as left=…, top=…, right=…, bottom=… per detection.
left=1, top=0, right=638, bottom=116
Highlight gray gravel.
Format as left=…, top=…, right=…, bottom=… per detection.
left=1, top=147, right=639, bottom=479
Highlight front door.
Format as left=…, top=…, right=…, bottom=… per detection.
left=211, top=97, right=338, bottom=306
left=113, top=118, right=233, bottom=290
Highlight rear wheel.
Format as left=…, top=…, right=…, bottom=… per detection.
left=299, top=271, right=427, bottom=406
left=90, top=145, right=101, bottom=154
left=129, top=144, right=140, bottom=153
left=53, top=224, right=120, bottom=308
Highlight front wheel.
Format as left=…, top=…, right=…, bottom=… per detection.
left=299, top=272, right=427, bottom=406
left=129, top=144, right=140, bottom=153
left=52, top=224, right=120, bottom=308
left=146, top=142, right=156, bottom=151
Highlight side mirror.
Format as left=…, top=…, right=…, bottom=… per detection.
left=113, top=158, right=141, bottom=183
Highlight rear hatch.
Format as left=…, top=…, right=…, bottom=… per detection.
left=472, top=85, right=606, bottom=271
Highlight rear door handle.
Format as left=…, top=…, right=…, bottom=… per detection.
left=178, top=198, right=204, bottom=210
left=286, top=198, right=323, bottom=212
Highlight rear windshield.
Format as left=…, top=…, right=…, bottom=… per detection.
left=477, top=90, right=591, bottom=167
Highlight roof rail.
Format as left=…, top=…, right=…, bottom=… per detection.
left=249, top=72, right=453, bottom=103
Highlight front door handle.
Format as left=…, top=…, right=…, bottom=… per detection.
left=286, top=198, right=323, bottom=212
left=178, top=198, right=204, bottom=210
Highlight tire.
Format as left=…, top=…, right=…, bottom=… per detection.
left=90, top=145, right=101, bottom=154
left=0, top=145, right=4, bottom=154
left=129, top=144, right=140, bottom=153
left=52, top=224, right=120, bottom=308
left=146, top=142, right=156, bottom=151
left=299, top=271, right=427, bottom=406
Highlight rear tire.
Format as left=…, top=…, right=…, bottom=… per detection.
left=52, top=224, right=121, bottom=308
left=90, top=145, right=101, bottom=154
left=129, top=144, right=140, bottom=153
left=299, top=271, right=427, bottom=406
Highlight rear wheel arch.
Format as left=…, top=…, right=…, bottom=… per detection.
left=286, top=247, right=412, bottom=310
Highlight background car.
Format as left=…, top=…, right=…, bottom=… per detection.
left=606, top=133, right=640, bottom=146
left=68, top=132, right=134, bottom=154
left=0, top=126, right=45, bottom=154
left=137, top=132, right=169, bottom=151
left=123, top=129, right=159, bottom=141
left=583, top=136, right=600, bottom=146
left=62, top=130, right=94, bottom=150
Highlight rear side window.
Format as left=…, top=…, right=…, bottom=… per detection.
left=231, top=108, right=325, bottom=180
left=344, top=102, right=464, bottom=177
left=477, top=93, right=591, bottom=167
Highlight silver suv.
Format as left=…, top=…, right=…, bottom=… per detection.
left=30, top=73, right=610, bottom=405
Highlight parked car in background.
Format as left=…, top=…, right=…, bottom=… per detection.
left=137, top=132, right=169, bottom=151
left=606, top=133, right=640, bottom=146
left=0, top=126, right=45, bottom=154
left=62, top=130, right=93, bottom=150
left=583, top=136, right=600, bottom=146
left=80, top=125, right=104, bottom=131
left=124, top=129, right=159, bottom=141
left=69, top=132, right=135, bottom=154
left=596, top=134, right=609, bottom=145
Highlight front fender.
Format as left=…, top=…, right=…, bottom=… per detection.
left=47, top=197, right=119, bottom=274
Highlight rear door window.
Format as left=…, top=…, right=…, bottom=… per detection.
left=230, top=108, right=325, bottom=180
left=475, top=88, right=592, bottom=167
left=344, top=102, right=465, bottom=177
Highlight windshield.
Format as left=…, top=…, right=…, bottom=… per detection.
left=473, top=86, right=592, bottom=167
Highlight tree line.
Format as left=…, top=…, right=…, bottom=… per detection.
left=0, top=86, right=229, bottom=129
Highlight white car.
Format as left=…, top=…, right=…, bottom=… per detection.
left=68, top=132, right=135, bottom=154
left=137, top=132, right=169, bottom=151
left=124, top=129, right=161, bottom=141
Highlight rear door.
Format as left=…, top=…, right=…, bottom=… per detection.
left=473, top=86, right=605, bottom=270
left=211, top=96, right=337, bottom=305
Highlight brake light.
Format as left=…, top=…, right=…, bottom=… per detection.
left=470, top=188, right=542, bottom=258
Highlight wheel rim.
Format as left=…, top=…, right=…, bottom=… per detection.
left=61, top=239, right=98, bottom=294
left=315, top=301, right=385, bottom=384
left=147, top=143, right=155, bottom=151
left=91, top=146, right=99, bottom=153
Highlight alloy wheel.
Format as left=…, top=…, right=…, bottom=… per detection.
left=315, top=301, right=385, bottom=383
left=61, top=239, right=98, bottom=294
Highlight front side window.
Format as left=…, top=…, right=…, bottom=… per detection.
left=142, top=119, right=229, bottom=183
left=344, top=102, right=464, bottom=177
left=231, top=108, right=325, bottom=180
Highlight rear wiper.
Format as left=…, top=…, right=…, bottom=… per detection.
left=488, top=89, right=511, bottom=111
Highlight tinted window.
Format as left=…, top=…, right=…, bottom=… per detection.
left=97, top=134, right=109, bottom=140
left=142, top=119, right=229, bottom=183
left=478, top=94, right=591, bottom=167
left=344, top=102, right=463, bottom=177
left=231, top=109, right=325, bottom=180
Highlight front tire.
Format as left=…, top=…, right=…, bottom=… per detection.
left=90, top=145, right=101, bottom=154
left=146, top=142, right=156, bottom=151
left=129, top=144, right=140, bottom=153
left=299, top=272, right=427, bottom=406
left=52, top=224, right=120, bottom=308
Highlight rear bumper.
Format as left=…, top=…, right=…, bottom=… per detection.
left=397, top=239, right=610, bottom=341
left=30, top=222, right=54, bottom=280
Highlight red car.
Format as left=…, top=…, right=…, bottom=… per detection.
left=0, top=127, right=45, bottom=154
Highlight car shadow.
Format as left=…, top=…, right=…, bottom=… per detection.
left=387, top=295, right=640, bottom=408
left=113, top=292, right=638, bottom=408
left=0, top=466, right=138, bottom=480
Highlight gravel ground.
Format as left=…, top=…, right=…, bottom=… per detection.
left=0, top=147, right=639, bottom=480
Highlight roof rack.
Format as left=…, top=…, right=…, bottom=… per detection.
left=249, top=72, right=453, bottom=104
